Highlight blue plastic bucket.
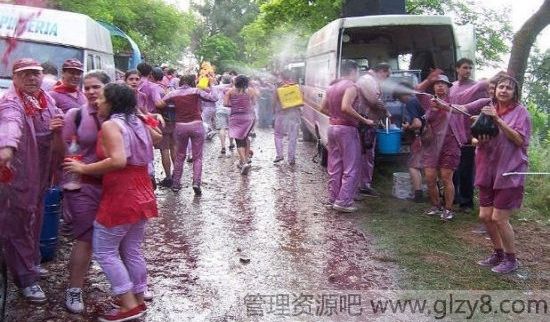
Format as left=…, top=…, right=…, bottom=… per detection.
left=40, top=187, right=62, bottom=262
left=376, top=129, right=402, bottom=154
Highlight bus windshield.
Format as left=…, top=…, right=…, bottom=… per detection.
left=0, top=39, right=83, bottom=78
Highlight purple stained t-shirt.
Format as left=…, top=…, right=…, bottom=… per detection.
left=470, top=102, right=531, bottom=190
left=49, top=90, right=87, bottom=113
left=326, top=79, right=359, bottom=127
left=63, top=104, right=103, bottom=165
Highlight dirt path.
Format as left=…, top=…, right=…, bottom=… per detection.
left=4, top=128, right=399, bottom=321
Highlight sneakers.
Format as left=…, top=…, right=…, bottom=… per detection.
left=143, top=289, right=153, bottom=301
left=65, top=288, right=84, bottom=313
left=478, top=251, right=504, bottom=267
left=206, top=131, right=217, bottom=140
left=186, top=157, right=193, bottom=163
left=192, top=184, right=202, bottom=196
left=273, top=156, right=284, bottom=163
left=241, top=163, right=251, bottom=175
left=228, top=143, right=235, bottom=150
left=425, top=206, right=442, bottom=216
left=332, top=204, right=357, bottom=213
left=358, top=186, right=380, bottom=197
left=22, top=284, right=47, bottom=303
left=322, top=201, right=334, bottom=210
left=471, top=224, right=487, bottom=234
left=220, top=147, right=226, bottom=155
left=98, top=304, right=145, bottom=322
left=440, top=209, right=455, bottom=221
left=491, top=259, right=519, bottom=274
left=36, top=265, right=49, bottom=277
left=158, top=177, right=173, bottom=188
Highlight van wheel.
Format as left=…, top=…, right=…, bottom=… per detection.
left=301, top=121, right=315, bottom=142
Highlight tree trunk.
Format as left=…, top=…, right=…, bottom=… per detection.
left=507, top=0, right=550, bottom=90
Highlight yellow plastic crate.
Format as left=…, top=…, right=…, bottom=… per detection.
left=277, top=84, right=303, bottom=109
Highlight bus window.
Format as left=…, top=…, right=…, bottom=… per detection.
left=87, top=54, right=94, bottom=70
left=95, top=55, right=102, bottom=69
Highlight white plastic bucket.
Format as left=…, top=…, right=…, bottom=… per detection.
left=392, top=172, right=412, bottom=199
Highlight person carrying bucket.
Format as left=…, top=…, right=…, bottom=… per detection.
left=0, top=58, right=65, bottom=303
left=272, top=70, right=302, bottom=166
left=355, top=62, right=392, bottom=197
left=319, top=60, right=374, bottom=213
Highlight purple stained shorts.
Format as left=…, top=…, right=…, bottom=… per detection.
left=478, top=186, right=524, bottom=210
left=423, top=134, right=461, bottom=170
left=65, top=183, right=102, bottom=243
left=155, top=122, right=175, bottom=150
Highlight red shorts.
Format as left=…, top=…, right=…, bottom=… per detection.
left=478, top=186, right=524, bottom=209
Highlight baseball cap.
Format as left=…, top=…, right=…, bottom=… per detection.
left=12, top=58, right=43, bottom=73
left=62, top=59, right=84, bottom=72
left=434, top=74, right=453, bottom=87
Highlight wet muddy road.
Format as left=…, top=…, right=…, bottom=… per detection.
left=4, top=128, right=398, bottom=321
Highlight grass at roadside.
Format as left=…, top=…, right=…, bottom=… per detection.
left=357, top=163, right=549, bottom=290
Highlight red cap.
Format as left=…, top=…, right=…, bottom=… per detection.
left=12, top=58, right=43, bottom=73
left=62, top=59, right=84, bottom=72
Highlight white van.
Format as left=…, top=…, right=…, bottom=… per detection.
left=0, top=3, right=115, bottom=95
left=301, top=15, right=475, bottom=164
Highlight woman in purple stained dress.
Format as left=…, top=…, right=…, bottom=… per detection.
left=224, top=75, right=259, bottom=175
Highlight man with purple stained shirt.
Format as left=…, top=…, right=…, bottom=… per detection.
left=449, top=58, right=489, bottom=211
left=49, top=59, right=87, bottom=113
left=137, top=62, right=156, bottom=113
left=319, top=60, right=374, bottom=213
left=201, top=79, right=218, bottom=141
left=356, top=63, right=391, bottom=197
left=0, top=58, right=65, bottom=303
left=272, top=71, right=301, bottom=165
left=159, top=74, right=217, bottom=194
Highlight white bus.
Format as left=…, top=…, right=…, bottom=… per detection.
left=301, top=15, right=475, bottom=164
left=0, top=3, right=115, bottom=95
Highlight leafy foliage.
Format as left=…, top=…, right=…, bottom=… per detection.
left=241, top=0, right=513, bottom=68
left=406, top=0, right=513, bottom=67
left=51, top=0, right=197, bottom=65
left=524, top=47, right=550, bottom=114
left=195, top=34, right=240, bottom=72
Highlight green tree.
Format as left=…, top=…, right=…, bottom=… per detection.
left=524, top=47, right=550, bottom=113
left=51, top=0, right=197, bottom=65
left=405, top=0, right=513, bottom=66
left=242, top=0, right=514, bottom=68
left=195, top=34, right=240, bottom=72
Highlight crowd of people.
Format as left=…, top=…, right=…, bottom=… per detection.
left=0, top=57, right=302, bottom=321
left=0, top=54, right=531, bottom=321
left=321, top=58, right=531, bottom=276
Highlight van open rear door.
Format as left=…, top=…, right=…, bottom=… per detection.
left=454, top=24, right=476, bottom=72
